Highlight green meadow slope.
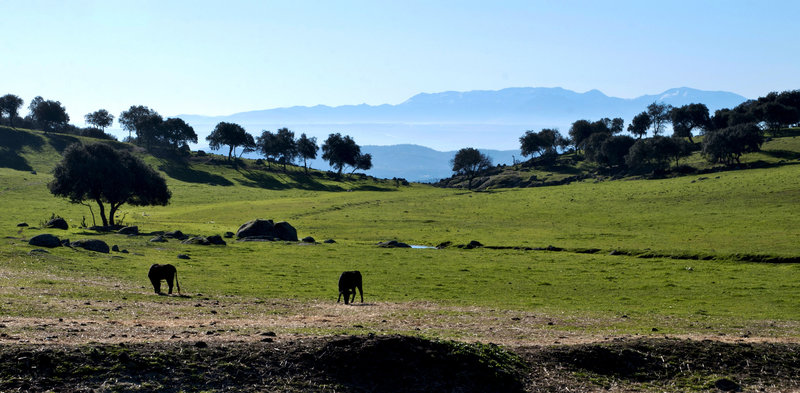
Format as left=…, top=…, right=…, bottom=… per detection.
left=1, top=126, right=800, bottom=339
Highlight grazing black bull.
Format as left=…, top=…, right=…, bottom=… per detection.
left=148, top=264, right=180, bottom=295
left=337, top=271, right=363, bottom=305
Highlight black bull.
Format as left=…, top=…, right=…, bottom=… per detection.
left=337, top=271, right=363, bottom=305
left=148, top=264, right=181, bottom=295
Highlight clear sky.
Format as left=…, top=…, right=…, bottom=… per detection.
left=2, top=0, right=799, bottom=126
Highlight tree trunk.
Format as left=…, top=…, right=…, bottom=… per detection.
left=96, top=199, right=108, bottom=227
left=228, top=145, right=233, bottom=161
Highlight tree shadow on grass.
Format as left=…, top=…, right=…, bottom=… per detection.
left=761, top=149, right=800, bottom=161
left=158, top=161, right=234, bottom=186
left=237, top=169, right=345, bottom=191
left=44, top=133, right=81, bottom=153
left=0, top=127, right=45, bottom=171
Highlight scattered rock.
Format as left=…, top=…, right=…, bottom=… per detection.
left=112, top=245, right=120, bottom=252
left=378, top=240, right=411, bottom=248
left=436, top=241, right=452, bottom=249
left=45, top=217, right=69, bottom=230
left=274, top=221, right=298, bottom=241
left=121, top=249, right=129, bottom=254
left=60, top=239, right=71, bottom=247
left=182, top=236, right=211, bottom=245
left=117, top=226, right=139, bottom=235
left=164, top=230, right=187, bottom=240
left=194, top=341, right=208, bottom=348
left=149, top=235, right=167, bottom=243
left=16, top=223, right=28, bottom=227
left=223, top=231, right=235, bottom=238
left=178, top=254, right=191, bottom=260
left=70, top=239, right=110, bottom=253
left=28, top=234, right=62, bottom=248
left=301, top=236, right=316, bottom=243
left=206, top=235, right=227, bottom=245
left=651, top=327, right=659, bottom=332
left=261, top=331, right=277, bottom=337
left=608, top=250, right=620, bottom=256
left=29, top=249, right=49, bottom=255
left=323, top=239, right=336, bottom=244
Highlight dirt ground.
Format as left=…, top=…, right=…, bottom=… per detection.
left=1, top=293, right=800, bottom=392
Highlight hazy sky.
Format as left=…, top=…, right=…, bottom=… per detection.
left=3, top=0, right=799, bottom=126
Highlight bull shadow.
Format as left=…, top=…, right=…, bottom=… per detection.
left=0, top=127, right=45, bottom=171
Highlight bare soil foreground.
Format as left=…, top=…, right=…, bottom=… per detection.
left=0, top=335, right=798, bottom=392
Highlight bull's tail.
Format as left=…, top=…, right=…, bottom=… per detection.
left=175, top=271, right=181, bottom=294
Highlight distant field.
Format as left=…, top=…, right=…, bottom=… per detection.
left=1, top=127, right=800, bottom=345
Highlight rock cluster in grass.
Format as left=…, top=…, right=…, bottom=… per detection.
left=377, top=240, right=411, bottom=248
left=236, top=219, right=298, bottom=242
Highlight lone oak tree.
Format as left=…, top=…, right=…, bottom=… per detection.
left=49, top=143, right=171, bottom=227
left=451, top=147, right=492, bottom=189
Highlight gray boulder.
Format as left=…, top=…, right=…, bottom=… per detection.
left=301, top=236, right=315, bottom=243
left=237, top=219, right=276, bottom=239
left=177, top=254, right=191, bottom=260
left=45, top=217, right=68, bottom=230
left=112, top=245, right=120, bottom=252
left=17, top=223, right=28, bottom=227
left=70, top=239, right=110, bottom=253
left=224, top=231, right=235, bottom=238
left=117, top=226, right=139, bottom=235
left=274, top=221, right=298, bottom=241
left=323, top=239, right=336, bottom=244
left=207, top=235, right=227, bottom=245
left=28, top=234, right=62, bottom=248
left=149, top=235, right=167, bottom=243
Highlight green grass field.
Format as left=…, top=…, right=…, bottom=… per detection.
left=1, top=126, right=800, bottom=342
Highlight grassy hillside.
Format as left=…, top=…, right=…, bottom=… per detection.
left=1, top=126, right=800, bottom=342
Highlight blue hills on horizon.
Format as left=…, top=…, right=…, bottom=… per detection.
left=178, top=86, right=748, bottom=181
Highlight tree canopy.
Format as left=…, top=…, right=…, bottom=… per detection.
left=451, top=147, right=492, bottom=189
left=519, top=128, right=561, bottom=160
left=29, top=96, right=69, bottom=132
left=207, top=122, right=250, bottom=160
left=296, top=133, right=318, bottom=173
left=162, top=117, right=198, bottom=149
left=119, top=105, right=159, bottom=142
left=671, top=103, right=710, bottom=143
left=0, top=94, right=24, bottom=127
left=321, top=133, right=362, bottom=175
left=48, top=143, right=171, bottom=227
left=646, top=102, right=673, bottom=137
left=702, top=123, right=764, bottom=165
left=85, top=109, right=114, bottom=131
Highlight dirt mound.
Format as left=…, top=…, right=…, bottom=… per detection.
left=0, top=335, right=526, bottom=393
left=1, top=336, right=798, bottom=392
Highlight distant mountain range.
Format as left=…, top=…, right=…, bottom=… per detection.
left=178, top=87, right=748, bottom=181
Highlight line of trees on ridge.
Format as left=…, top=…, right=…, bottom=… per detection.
left=451, top=89, right=800, bottom=188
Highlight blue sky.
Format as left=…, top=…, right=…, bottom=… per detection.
left=2, top=0, right=799, bottom=126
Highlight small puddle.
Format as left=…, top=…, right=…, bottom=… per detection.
left=410, top=245, right=436, bottom=249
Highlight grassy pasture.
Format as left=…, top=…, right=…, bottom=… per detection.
left=1, top=127, right=800, bottom=341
